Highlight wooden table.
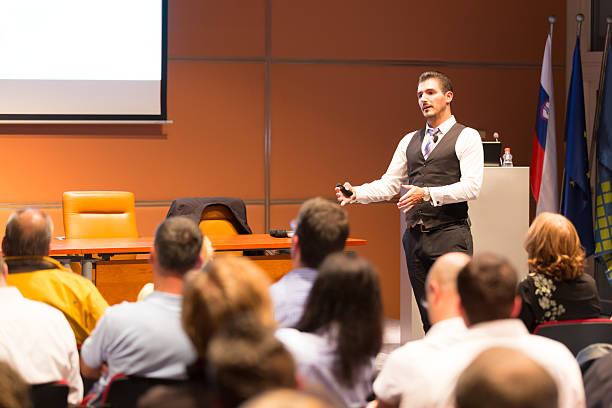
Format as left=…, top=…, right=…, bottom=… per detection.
left=50, top=234, right=367, bottom=280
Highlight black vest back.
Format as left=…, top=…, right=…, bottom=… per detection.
left=404, top=123, right=469, bottom=229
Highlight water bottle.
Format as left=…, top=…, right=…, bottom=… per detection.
left=502, top=147, right=513, bottom=167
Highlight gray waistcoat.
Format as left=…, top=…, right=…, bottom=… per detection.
left=404, top=123, right=469, bottom=229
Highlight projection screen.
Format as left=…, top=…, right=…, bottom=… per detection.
left=0, top=0, right=168, bottom=121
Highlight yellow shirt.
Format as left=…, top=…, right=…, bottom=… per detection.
left=6, top=256, right=108, bottom=344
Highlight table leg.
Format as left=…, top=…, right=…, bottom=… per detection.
left=82, top=255, right=93, bottom=281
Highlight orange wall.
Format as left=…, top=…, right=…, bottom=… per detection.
left=0, top=1, right=566, bottom=319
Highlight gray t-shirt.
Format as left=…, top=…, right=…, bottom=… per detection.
left=81, top=291, right=197, bottom=400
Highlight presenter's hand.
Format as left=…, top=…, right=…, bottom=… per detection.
left=335, top=182, right=354, bottom=206
left=397, top=185, right=424, bottom=213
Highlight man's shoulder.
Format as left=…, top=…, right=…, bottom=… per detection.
left=270, top=268, right=317, bottom=292
left=101, top=299, right=150, bottom=321
left=384, top=338, right=434, bottom=369
left=524, top=333, right=576, bottom=358
left=26, top=266, right=99, bottom=288
left=13, top=293, right=70, bottom=323
left=456, top=124, right=482, bottom=140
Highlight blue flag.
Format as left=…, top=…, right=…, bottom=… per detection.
left=562, top=35, right=594, bottom=256
left=594, top=41, right=612, bottom=283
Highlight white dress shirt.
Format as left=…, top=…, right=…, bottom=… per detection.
left=397, top=319, right=585, bottom=408
left=0, top=286, right=83, bottom=404
left=353, top=116, right=483, bottom=207
left=373, top=317, right=467, bottom=405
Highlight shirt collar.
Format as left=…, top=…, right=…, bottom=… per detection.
left=426, top=115, right=456, bottom=137
left=0, top=286, right=24, bottom=300
left=466, top=318, right=528, bottom=338
left=426, top=316, right=466, bottom=338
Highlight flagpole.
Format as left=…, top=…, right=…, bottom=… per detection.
left=549, top=16, right=557, bottom=212
left=549, top=15, right=556, bottom=38
left=576, top=13, right=584, bottom=37
left=589, top=16, right=612, bottom=166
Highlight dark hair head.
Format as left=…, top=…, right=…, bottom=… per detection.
left=3, top=209, right=53, bottom=257
left=208, top=313, right=296, bottom=408
left=455, top=347, right=558, bottom=408
left=296, top=253, right=383, bottom=386
left=457, top=253, right=518, bottom=325
left=154, top=216, right=203, bottom=275
left=418, top=71, right=453, bottom=94
left=295, top=198, right=349, bottom=269
left=525, top=212, right=585, bottom=281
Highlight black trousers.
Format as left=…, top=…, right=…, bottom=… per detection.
left=402, top=222, right=473, bottom=332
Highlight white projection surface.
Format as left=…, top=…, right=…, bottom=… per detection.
left=0, top=0, right=164, bottom=117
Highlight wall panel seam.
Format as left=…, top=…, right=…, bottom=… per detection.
left=169, top=56, right=564, bottom=70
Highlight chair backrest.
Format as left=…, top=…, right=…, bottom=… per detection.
left=101, top=374, right=187, bottom=408
left=63, top=191, right=138, bottom=239
left=534, top=319, right=612, bottom=355
left=30, top=381, right=69, bottom=408
left=199, top=205, right=239, bottom=236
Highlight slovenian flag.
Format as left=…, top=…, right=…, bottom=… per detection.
left=530, top=34, right=559, bottom=215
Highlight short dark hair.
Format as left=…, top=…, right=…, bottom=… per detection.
left=208, top=313, right=296, bottom=407
left=296, top=253, right=383, bottom=386
left=455, top=347, right=558, bottom=408
left=154, top=216, right=203, bottom=274
left=418, top=71, right=453, bottom=94
left=457, top=253, right=518, bottom=325
left=3, top=209, right=53, bottom=257
left=295, top=198, right=349, bottom=269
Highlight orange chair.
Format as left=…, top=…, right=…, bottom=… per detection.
left=62, top=191, right=138, bottom=239
left=62, top=191, right=139, bottom=274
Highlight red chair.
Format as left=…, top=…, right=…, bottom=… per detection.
left=30, top=380, right=69, bottom=408
left=534, top=318, right=612, bottom=356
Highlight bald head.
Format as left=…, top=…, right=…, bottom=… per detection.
left=427, top=252, right=471, bottom=291
left=242, top=389, right=338, bottom=408
left=2, top=209, right=53, bottom=257
left=455, top=347, right=557, bottom=408
left=425, top=252, right=470, bottom=325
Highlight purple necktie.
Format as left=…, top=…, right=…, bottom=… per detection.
left=423, top=128, right=439, bottom=159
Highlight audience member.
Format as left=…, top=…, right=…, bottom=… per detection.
left=583, top=348, right=612, bottom=408
left=182, top=257, right=275, bottom=359
left=455, top=347, right=557, bottom=408
left=80, top=216, right=202, bottom=403
left=208, top=313, right=296, bottom=407
left=396, top=253, right=585, bottom=408
left=372, top=252, right=470, bottom=408
left=0, top=252, right=83, bottom=404
left=241, top=389, right=340, bottom=408
left=276, top=253, right=382, bottom=408
left=519, top=212, right=600, bottom=332
left=2, top=208, right=108, bottom=344
left=139, top=257, right=276, bottom=408
left=0, top=361, right=32, bottom=408
left=269, top=198, right=349, bottom=327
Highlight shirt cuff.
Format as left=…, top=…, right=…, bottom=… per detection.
left=429, top=187, right=442, bottom=207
